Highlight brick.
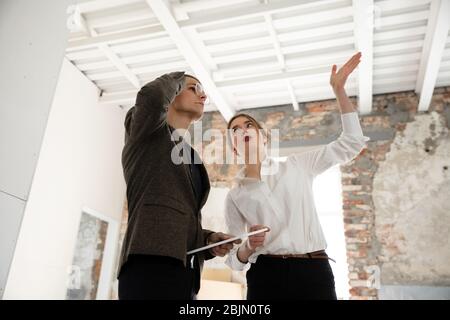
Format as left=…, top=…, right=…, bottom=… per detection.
left=344, top=224, right=368, bottom=231
left=347, top=250, right=368, bottom=258
left=355, top=204, right=372, bottom=210
left=346, top=237, right=369, bottom=244
left=342, top=185, right=363, bottom=191
left=341, top=172, right=358, bottom=178
left=349, top=280, right=370, bottom=288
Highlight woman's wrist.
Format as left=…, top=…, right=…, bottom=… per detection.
left=245, top=240, right=255, bottom=252
left=332, top=85, right=346, bottom=96
left=236, top=240, right=255, bottom=264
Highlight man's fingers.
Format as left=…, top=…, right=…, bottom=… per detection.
left=218, top=233, right=232, bottom=240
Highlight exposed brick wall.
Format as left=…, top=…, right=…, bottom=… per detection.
left=343, top=88, right=450, bottom=299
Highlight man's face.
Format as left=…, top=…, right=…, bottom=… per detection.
left=171, top=76, right=207, bottom=120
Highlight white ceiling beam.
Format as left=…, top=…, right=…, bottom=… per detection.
left=120, top=49, right=181, bottom=65
left=262, top=2, right=298, bottom=112
left=178, top=0, right=324, bottom=29
left=373, top=52, right=422, bottom=65
left=76, top=0, right=143, bottom=14
left=100, top=82, right=360, bottom=107
left=373, top=83, right=416, bottom=95
left=198, top=22, right=268, bottom=41
left=86, top=60, right=189, bottom=81
left=282, top=37, right=355, bottom=55
left=207, top=36, right=274, bottom=54
left=172, top=0, right=219, bottom=71
left=374, top=64, right=419, bottom=75
left=271, top=7, right=353, bottom=30
left=213, top=48, right=277, bottom=65
left=264, top=14, right=285, bottom=70
left=102, top=76, right=356, bottom=105
left=376, top=11, right=430, bottom=29
left=373, top=26, right=428, bottom=42
left=230, top=78, right=357, bottom=97
left=100, top=46, right=140, bottom=89
left=173, top=0, right=247, bottom=13
left=79, top=13, right=141, bottom=90
left=277, top=22, right=355, bottom=42
left=99, top=90, right=138, bottom=104
left=373, top=40, right=424, bottom=54
left=374, top=77, right=417, bottom=86
left=212, top=38, right=354, bottom=70
left=415, top=0, right=450, bottom=111
left=85, top=3, right=156, bottom=30
left=216, top=66, right=331, bottom=88
left=146, top=0, right=235, bottom=121
left=67, top=1, right=351, bottom=52
left=66, top=25, right=166, bottom=51
left=286, top=80, right=300, bottom=111
left=375, top=0, right=431, bottom=12
left=236, top=85, right=352, bottom=104
left=352, top=0, right=374, bottom=114
left=236, top=89, right=362, bottom=109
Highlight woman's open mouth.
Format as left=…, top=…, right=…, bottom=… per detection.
left=244, top=136, right=250, bottom=143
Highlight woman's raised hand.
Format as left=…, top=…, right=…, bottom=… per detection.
left=330, top=52, right=362, bottom=92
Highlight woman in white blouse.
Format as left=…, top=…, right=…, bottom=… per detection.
left=224, top=52, right=368, bottom=300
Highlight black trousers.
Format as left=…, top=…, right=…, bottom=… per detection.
left=118, top=254, right=197, bottom=300
left=246, top=255, right=337, bottom=300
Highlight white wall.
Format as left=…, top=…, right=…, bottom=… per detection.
left=3, top=59, right=126, bottom=299
left=313, top=165, right=350, bottom=300
left=0, top=0, right=75, bottom=298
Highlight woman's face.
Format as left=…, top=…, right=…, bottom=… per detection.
left=229, top=116, right=266, bottom=164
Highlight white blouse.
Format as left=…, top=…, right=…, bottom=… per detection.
left=224, top=112, right=369, bottom=271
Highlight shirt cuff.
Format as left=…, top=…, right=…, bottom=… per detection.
left=341, top=112, right=364, bottom=136
left=225, top=250, right=248, bottom=271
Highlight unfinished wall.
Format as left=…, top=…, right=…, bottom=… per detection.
left=373, top=112, right=450, bottom=286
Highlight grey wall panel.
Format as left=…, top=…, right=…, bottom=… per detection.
left=0, top=0, right=73, bottom=200
left=0, top=192, right=25, bottom=298
left=0, top=0, right=75, bottom=299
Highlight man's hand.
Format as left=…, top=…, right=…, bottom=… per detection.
left=207, top=232, right=242, bottom=257
left=330, top=52, right=361, bottom=93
